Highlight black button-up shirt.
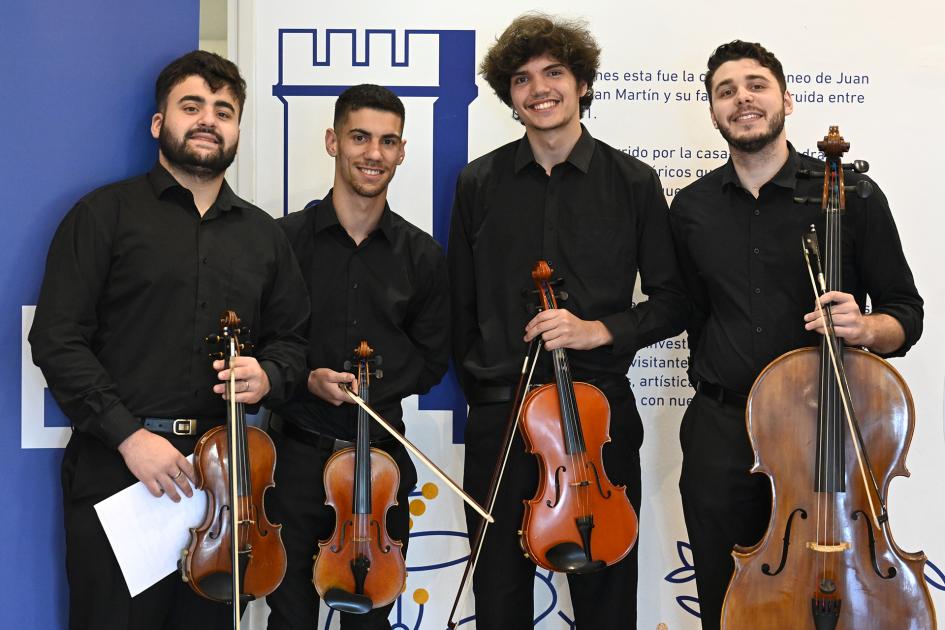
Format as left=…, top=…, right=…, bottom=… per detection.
left=274, top=190, right=450, bottom=439
left=448, top=126, right=687, bottom=392
left=29, top=163, right=311, bottom=449
left=669, top=144, right=923, bottom=395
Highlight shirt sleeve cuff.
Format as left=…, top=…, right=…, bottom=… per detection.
left=98, top=403, right=142, bottom=450
left=598, top=313, right=635, bottom=355
left=260, top=359, right=285, bottom=404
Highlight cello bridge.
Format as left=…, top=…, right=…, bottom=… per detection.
left=805, top=541, right=850, bottom=553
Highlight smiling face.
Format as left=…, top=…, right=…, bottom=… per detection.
left=150, top=75, right=240, bottom=179
left=509, top=53, right=587, bottom=134
left=709, top=58, right=793, bottom=154
left=326, top=107, right=405, bottom=199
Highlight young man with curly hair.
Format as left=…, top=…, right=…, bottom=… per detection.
left=448, top=13, right=686, bottom=628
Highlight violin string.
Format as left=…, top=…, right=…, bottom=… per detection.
left=547, top=277, right=590, bottom=521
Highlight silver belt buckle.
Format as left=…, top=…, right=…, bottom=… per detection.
left=173, top=419, right=197, bottom=436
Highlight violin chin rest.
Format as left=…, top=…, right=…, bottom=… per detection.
left=545, top=543, right=606, bottom=574
left=324, top=588, right=374, bottom=615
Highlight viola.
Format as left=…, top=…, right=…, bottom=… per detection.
left=313, top=340, right=406, bottom=614
left=518, top=260, right=638, bottom=573
left=181, top=310, right=286, bottom=629
left=720, top=128, right=936, bottom=629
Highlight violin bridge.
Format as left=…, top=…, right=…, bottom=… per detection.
left=805, top=541, right=850, bottom=553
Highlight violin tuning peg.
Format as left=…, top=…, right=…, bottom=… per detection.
left=205, top=334, right=221, bottom=344
left=842, top=160, right=869, bottom=174
left=343, top=360, right=352, bottom=371
left=845, top=180, right=873, bottom=199
left=240, top=342, right=254, bottom=354
left=373, top=355, right=383, bottom=367
left=556, top=290, right=569, bottom=302
left=375, top=368, right=384, bottom=379
left=208, top=351, right=225, bottom=360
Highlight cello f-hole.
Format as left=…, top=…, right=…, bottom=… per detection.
left=760, top=507, right=807, bottom=576
left=851, top=510, right=897, bottom=579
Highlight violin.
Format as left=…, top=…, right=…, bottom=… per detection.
left=518, top=260, right=638, bottom=573
left=313, top=340, right=406, bottom=614
left=181, top=310, right=286, bottom=628
left=720, top=128, right=936, bottom=629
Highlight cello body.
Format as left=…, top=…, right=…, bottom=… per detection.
left=721, top=347, right=935, bottom=629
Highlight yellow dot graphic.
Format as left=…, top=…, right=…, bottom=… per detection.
left=657, top=624, right=669, bottom=630
left=408, top=517, right=414, bottom=530
left=421, top=482, right=439, bottom=499
left=413, top=588, right=429, bottom=605
left=409, top=499, right=426, bottom=516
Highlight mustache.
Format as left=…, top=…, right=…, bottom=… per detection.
left=185, top=126, right=223, bottom=144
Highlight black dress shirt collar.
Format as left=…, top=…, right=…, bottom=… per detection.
left=146, top=162, right=251, bottom=214
left=513, top=124, right=596, bottom=174
left=720, top=142, right=800, bottom=192
left=311, top=189, right=395, bottom=243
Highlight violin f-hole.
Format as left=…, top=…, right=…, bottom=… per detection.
left=546, top=465, right=567, bottom=508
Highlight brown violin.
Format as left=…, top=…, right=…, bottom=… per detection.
left=181, top=310, right=286, bottom=629
left=313, top=340, right=406, bottom=613
left=720, top=128, right=936, bottom=629
left=518, top=260, right=638, bottom=573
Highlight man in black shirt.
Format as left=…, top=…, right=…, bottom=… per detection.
left=669, top=40, right=923, bottom=629
left=29, top=51, right=310, bottom=630
left=449, top=15, right=686, bottom=628
left=266, top=84, right=449, bottom=630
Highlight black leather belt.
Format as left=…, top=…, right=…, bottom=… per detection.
left=695, top=381, right=748, bottom=407
left=276, top=418, right=397, bottom=453
left=468, top=383, right=515, bottom=405
left=142, top=417, right=222, bottom=437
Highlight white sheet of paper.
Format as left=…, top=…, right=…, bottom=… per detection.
left=94, top=455, right=208, bottom=597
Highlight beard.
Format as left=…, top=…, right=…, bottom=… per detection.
left=159, top=124, right=237, bottom=179
left=718, top=107, right=785, bottom=154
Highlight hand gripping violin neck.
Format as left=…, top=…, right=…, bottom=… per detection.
left=313, top=340, right=405, bottom=614
left=720, top=128, right=936, bottom=630
left=518, top=260, right=638, bottom=574
left=181, top=311, right=286, bottom=630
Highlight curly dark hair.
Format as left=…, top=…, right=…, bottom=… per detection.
left=704, top=40, right=786, bottom=103
left=480, top=13, right=601, bottom=116
left=333, top=83, right=405, bottom=130
left=155, top=50, right=247, bottom=120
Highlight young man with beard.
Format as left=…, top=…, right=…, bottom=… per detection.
left=265, top=84, right=449, bottom=630
left=29, top=51, right=310, bottom=630
left=448, top=14, right=686, bottom=628
left=669, top=40, right=923, bottom=629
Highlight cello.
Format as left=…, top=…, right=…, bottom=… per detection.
left=181, top=311, right=286, bottom=629
left=313, top=340, right=406, bottom=614
left=518, top=260, right=638, bottom=573
left=720, top=128, right=936, bottom=629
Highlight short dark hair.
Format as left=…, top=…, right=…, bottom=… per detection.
left=704, top=40, right=786, bottom=103
left=155, top=50, right=247, bottom=119
left=333, top=84, right=405, bottom=130
left=480, top=13, right=601, bottom=116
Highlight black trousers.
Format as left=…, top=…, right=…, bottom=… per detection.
left=462, top=382, right=643, bottom=629
left=265, top=426, right=417, bottom=629
left=61, top=430, right=233, bottom=630
left=678, top=392, right=771, bottom=630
